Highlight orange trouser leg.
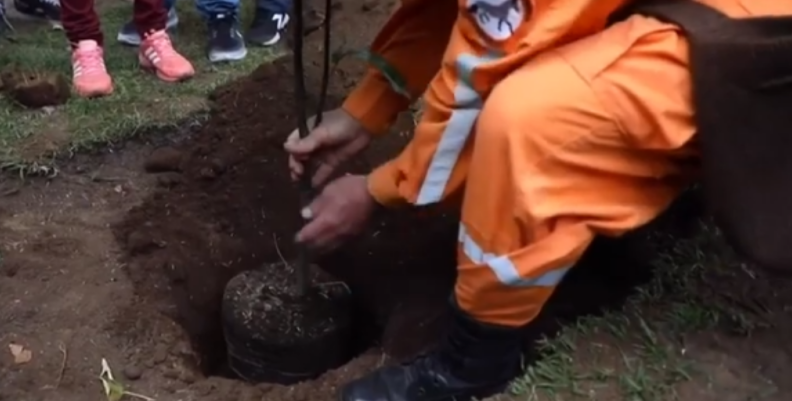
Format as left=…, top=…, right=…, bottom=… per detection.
left=455, top=0, right=792, bottom=327
left=455, top=17, right=697, bottom=327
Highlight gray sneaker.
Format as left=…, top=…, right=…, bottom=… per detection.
left=0, top=1, right=11, bottom=35
left=117, top=8, right=179, bottom=46
left=12, top=0, right=61, bottom=29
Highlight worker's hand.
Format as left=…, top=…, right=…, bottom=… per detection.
left=284, top=108, right=373, bottom=187
left=296, top=174, right=375, bottom=251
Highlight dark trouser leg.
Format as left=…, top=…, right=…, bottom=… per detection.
left=61, top=0, right=102, bottom=46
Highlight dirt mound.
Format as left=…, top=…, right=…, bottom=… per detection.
left=113, top=56, right=459, bottom=375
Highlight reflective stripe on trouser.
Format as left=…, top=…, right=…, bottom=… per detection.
left=452, top=15, right=711, bottom=327
left=455, top=223, right=586, bottom=327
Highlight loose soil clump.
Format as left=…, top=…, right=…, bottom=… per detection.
left=0, top=68, right=70, bottom=108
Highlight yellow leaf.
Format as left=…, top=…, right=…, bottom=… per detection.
left=104, top=379, right=126, bottom=401
left=99, top=358, right=155, bottom=401
left=8, top=343, right=32, bottom=364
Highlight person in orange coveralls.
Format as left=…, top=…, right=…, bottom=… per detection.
left=284, top=0, right=792, bottom=400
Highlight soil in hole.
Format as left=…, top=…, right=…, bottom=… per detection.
left=222, top=265, right=355, bottom=384
left=114, top=56, right=657, bottom=399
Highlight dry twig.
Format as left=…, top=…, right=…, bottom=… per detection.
left=55, top=342, right=67, bottom=388
left=273, top=233, right=291, bottom=268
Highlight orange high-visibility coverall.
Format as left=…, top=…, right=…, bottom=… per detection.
left=342, top=0, right=792, bottom=327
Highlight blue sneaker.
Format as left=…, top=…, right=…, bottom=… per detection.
left=117, top=8, right=179, bottom=46
left=206, top=13, right=247, bottom=62
left=246, top=9, right=289, bottom=46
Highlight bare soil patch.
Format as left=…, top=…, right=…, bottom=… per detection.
left=2, top=2, right=792, bottom=401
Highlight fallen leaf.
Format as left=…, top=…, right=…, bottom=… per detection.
left=8, top=343, right=32, bottom=364
left=100, top=359, right=156, bottom=401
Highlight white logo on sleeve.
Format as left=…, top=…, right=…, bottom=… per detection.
left=466, top=0, right=525, bottom=41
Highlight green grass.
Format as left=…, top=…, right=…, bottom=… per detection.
left=500, top=220, right=776, bottom=401
left=0, top=1, right=283, bottom=174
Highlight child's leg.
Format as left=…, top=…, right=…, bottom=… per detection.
left=135, top=0, right=194, bottom=82
left=60, top=0, right=101, bottom=46
left=196, top=0, right=247, bottom=62
left=255, top=0, right=289, bottom=13
left=194, top=0, right=237, bottom=18
left=132, top=0, right=166, bottom=35
left=116, top=0, right=177, bottom=47
left=61, top=0, right=112, bottom=97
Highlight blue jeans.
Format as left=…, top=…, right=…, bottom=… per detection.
left=253, top=0, right=292, bottom=13
left=163, top=0, right=292, bottom=18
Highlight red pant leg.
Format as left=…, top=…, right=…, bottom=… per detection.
left=134, top=0, right=167, bottom=36
left=61, top=0, right=102, bottom=46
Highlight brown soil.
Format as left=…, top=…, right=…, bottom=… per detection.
left=222, top=266, right=353, bottom=384
left=112, top=54, right=460, bottom=377
left=0, top=69, right=70, bottom=108
left=223, top=265, right=351, bottom=347
left=1, top=1, right=792, bottom=401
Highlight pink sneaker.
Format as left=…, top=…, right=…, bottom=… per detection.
left=139, top=30, right=195, bottom=82
left=71, top=40, right=113, bottom=98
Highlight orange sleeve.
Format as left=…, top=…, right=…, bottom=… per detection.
left=366, top=71, right=466, bottom=208
left=342, top=0, right=458, bottom=136
left=366, top=27, right=481, bottom=208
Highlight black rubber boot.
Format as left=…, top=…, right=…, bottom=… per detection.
left=340, top=298, right=523, bottom=401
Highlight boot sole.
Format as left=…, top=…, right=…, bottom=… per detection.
left=140, top=64, right=195, bottom=83
left=208, top=47, right=248, bottom=63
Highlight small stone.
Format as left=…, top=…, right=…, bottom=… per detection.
left=2, top=262, right=19, bottom=278
left=161, top=381, right=178, bottom=393
left=152, top=344, right=168, bottom=364
left=198, top=167, right=217, bottom=180
left=163, top=368, right=179, bottom=379
left=209, top=158, right=226, bottom=173
left=178, top=369, right=198, bottom=384
left=239, top=387, right=263, bottom=401
left=256, top=383, right=274, bottom=394
left=123, top=366, right=142, bottom=381
left=144, top=147, right=183, bottom=173
left=155, top=172, right=183, bottom=188
left=126, top=230, right=156, bottom=254
left=170, top=341, right=193, bottom=357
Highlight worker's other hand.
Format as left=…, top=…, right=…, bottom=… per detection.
left=284, top=108, right=372, bottom=187
left=296, top=174, right=374, bottom=251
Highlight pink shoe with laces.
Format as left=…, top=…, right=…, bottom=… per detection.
left=139, top=29, right=195, bottom=82
left=71, top=40, right=113, bottom=98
